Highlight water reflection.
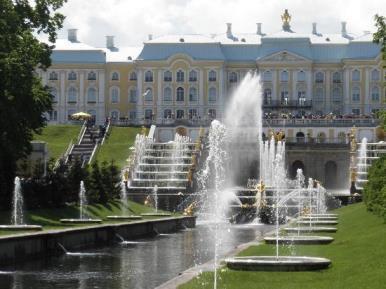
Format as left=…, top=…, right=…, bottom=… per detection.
left=1, top=223, right=273, bottom=289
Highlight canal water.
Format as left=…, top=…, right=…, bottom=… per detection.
left=0, top=223, right=273, bottom=289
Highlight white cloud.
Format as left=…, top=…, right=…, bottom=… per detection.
left=56, top=0, right=385, bottom=47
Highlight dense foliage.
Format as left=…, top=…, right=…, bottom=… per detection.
left=363, top=154, right=386, bottom=221
left=373, top=14, right=386, bottom=59
left=21, top=159, right=121, bottom=209
left=0, top=0, right=66, bottom=209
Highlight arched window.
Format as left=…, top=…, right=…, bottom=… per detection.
left=111, top=87, right=119, bottom=103
left=281, top=71, right=288, bottom=82
left=290, top=160, right=305, bottom=178
left=229, top=72, right=238, bottom=83
left=189, top=109, right=198, bottom=119
left=317, top=132, right=326, bottom=143
left=189, top=87, right=198, bottom=102
left=145, top=70, right=153, bottom=82
left=164, top=109, right=172, bottom=119
left=129, top=71, right=137, bottom=81
left=68, top=71, right=77, bottom=81
left=315, top=87, right=324, bottom=101
left=352, top=69, right=360, bottom=81
left=264, top=88, right=272, bottom=104
left=352, top=87, right=360, bottom=102
left=209, top=70, right=217, bottom=82
left=371, top=69, right=380, bottom=81
left=87, top=87, right=97, bottom=103
left=163, top=87, right=172, bottom=101
left=144, top=109, right=153, bottom=119
left=281, top=90, right=289, bottom=104
left=49, top=87, right=58, bottom=102
left=298, top=91, right=306, bottom=104
left=208, top=87, right=217, bottom=102
left=176, top=70, right=184, bottom=82
left=67, top=87, right=77, bottom=103
left=111, top=72, right=119, bottom=81
left=176, top=87, right=184, bottom=101
left=189, top=70, right=197, bottom=82
left=332, top=87, right=342, bottom=101
left=88, top=71, right=96, bottom=80
left=129, top=88, right=137, bottom=103
left=49, top=71, right=58, bottom=80
left=176, top=109, right=184, bottom=119
left=263, top=71, right=272, bottom=82
left=315, top=72, right=324, bottom=83
left=297, top=71, right=305, bottom=82
left=164, top=71, right=172, bottom=82
left=332, top=72, right=342, bottom=83
left=371, top=86, right=379, bottom=101
left=144, top=88, right=153, bottom=101
left=296, top=132, right=305, bottom=143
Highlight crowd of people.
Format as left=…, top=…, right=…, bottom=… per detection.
left=263, top=111, right=378, bottom=120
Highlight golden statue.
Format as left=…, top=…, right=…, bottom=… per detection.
left=281, top=9, right=291, bottom=25
left=184, top=202, right=197, bottom=216
left=256, top=179, right=266, bottom=193
left=350, top=168, right=357, bottom=182
left=123, top=170, right=129, bottom=182
left=349, top=126, right=357, bottom=152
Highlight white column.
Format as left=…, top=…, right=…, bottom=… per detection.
left=306, top=69, right=312, bottom=101
left=272, top=69, right=277, bottom=101
left=98, top=70, right=105, bottom=123
left=292, top=70, right=297, bottom=101
left=325, top=70, right=331, bottom=113
left=60, top=70, right=66, bottom=123
left=365, top=67, right=370, bottom=114
left=199, top=69, right=204, bottom=117
left=137, top=69, right=143, bottom=120
left=79, top=71, right=85, bottom=110
left=219, top=67, right=224, bottom=119
left=157, top=70, right=162, bottom=117
left=344, top=69, right=350, bottom=113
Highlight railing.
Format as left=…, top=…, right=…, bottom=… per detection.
left=77, top=121, right=87, bottom=145
left=285, top=137, right=349, bottom=145
left=263, top=100, right=313, bottom=108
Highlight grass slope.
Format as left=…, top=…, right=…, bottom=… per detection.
left=0, top=200, right=173, bottom=236
left=180, top=203, right=386, bottom=289
left=33, top=125, right=81, bottom=160
left=96, top=127, right=141, bottom=169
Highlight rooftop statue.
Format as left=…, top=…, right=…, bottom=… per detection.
left=281, top=9, right=292, bottom=32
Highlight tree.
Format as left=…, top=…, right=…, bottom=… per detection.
left=0, top=0, right=66, bottom=209
left=373, top=14, right=386, bottom=59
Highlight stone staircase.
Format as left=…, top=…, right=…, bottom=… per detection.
left=68, top=126, right=101, bottom=166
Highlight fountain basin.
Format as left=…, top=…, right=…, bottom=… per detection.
left=301, top=216, right=338, bottom=221
left=140, top=213, right=172, bottom=217
left=106, top=215, right=143, bottom=220
left=0, top=225, right=43, bottom=231
left=306, top=213, right=338, bottom=218
left=284, top=227, right=337, bottom=233
left=264, top=236, right=334, bottom=245
left=60, top=219, right=102, bottom=224
left=297, top=220, right=338, bottom=226
left=226, top=256, right=331, bottom=271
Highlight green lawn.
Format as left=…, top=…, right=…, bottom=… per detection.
left=33, top=125, right=81, bottom=160
left=0, top=199, right=174, bottom=236
left=95, top=126, right=141, bottom=169
left=180, top=203, right=386, bottom=289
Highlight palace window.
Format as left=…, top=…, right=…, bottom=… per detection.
left=88, top=71, right=96, bottom=80
left=87, top=87, right=97, bottom=103
left=144, top=88, right=153, bottom=101
left=297, top=71, right=305, bottom=82
left=352, top=108, right=360, bottom=116
left=164, top=71, right=172, bottom=82
left=332, top=72, right=342, bottom=83
left=208, top=87, right=217, bottom=102
left=352, top=87, right=360, bottom=102
left=332, top=87, right=342, bottom=102
left=110, top=110, right=119, bottom=120
left=49, top=71, right=58, bottom=80
left=49, top=87, right=58, bottom=102
left=176, top=109, right=184, bottom=119
left=176, top=87, right=184, bottom=101
left=67, top=87, right=77, bottom=103
left=371, top=86, right=380, bottom=101
left=145, top=71, right=153, bottom=82
left=111, top=87, right=119, bottom=103
left=281, top=90, right=289, bottom=104
left=129, top=71, right=137, bottom=81
left=229, top=72, right=238, bottom=83
left=47, top=110, right=58, bottom=121
left=189, top=109, right=198, bottom=119
left=352, top=69, right=360, bottom=81
left=189, top=87, right=198, bottom=102
left=209, top=70, right=217, bottom=82
left=176, top=70, right=185, bottom=82
left=208, top=109, right=216, bottom=119
left=163, top=87, right=172, bottom=102
left=144, top=109, right=153, bottom=120
left=315, top=72, right=324, bottom=83
left=164, top=109, right=172, bottom=119
left=315, top=87, right=324, bottom=101
left=263, top=71, right=272, bottom=82
left=129, top=111, right=136, bottom=120
left=263, top=88, right=272, bottom=104
left=371, top=69, right=380, bottom=81
left=189, top=70, right=197, bottom=82
left=68, top=71, right=77, bottom=81
left=281, top=71, right=289, bottom=82
left=298, top=91, right=306, bottom=105
left=129, top=88, right=137, bottom=103
left=111, top=72, right=119, bottom=81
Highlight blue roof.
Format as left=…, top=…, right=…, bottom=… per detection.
left=51, top=51, right=106, bottom=64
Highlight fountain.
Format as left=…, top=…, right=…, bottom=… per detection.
left=141, top=185, right=171, bottom=217
left=60, top=181, right=102, bottom=224
left=0, top=177, right=43, bottom=231
left=107, top=179, right=142, bottom=221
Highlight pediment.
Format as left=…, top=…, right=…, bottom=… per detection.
left=259, top=50, right=310, bottom=63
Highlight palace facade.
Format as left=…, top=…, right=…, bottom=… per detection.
left=38, top=15, right=385, bottom=129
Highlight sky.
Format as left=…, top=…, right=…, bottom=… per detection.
left=55, top=0, right=385, bottom=47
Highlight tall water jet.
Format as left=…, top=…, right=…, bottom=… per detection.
left=356, top=137, right=368, bottom=190
left=120, top=180, right=128, bottom=216
left=11, top=177, right=23, bottom=225
left=79, top=181, right=87, bottom=219
left=153, top=185, right=158, bottom=212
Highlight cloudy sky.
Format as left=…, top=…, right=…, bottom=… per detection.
left=55, top=0, right=385, bottom=47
